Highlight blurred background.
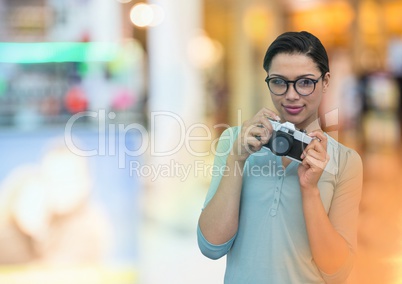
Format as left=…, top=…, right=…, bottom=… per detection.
left=0, top=0, right=401, bottom=283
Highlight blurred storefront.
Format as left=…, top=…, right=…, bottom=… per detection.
left=0, top=0, right=146, bottom=129
left=0, top=0, right=145, bottom=283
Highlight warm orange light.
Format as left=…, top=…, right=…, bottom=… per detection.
left=289, top=1, right=354, bottom=45
left=327, top=1, right=354, bottom=35
left=358, top=0, right=382, bottom=35
left=384, top=2, right=402, bottom=35
left=242, top=5, right=274, bottom=45
left=357, top=0, right=386, bottom=47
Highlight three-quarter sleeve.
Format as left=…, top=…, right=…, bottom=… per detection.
left=321, top=148, right=363, bottom=283
left=197, top=127, right=240, bottom=260
left=197, top=224, right=237, bottom=260
left=202, top=127, right=240, bottom=208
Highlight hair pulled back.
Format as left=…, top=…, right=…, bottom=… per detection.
left=263, top=31, right=329, bottom=75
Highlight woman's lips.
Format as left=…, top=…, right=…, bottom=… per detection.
left=283, top=105, right=304, bottom=115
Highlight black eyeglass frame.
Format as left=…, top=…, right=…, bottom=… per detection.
left=265, top=74, right=324, bottom=96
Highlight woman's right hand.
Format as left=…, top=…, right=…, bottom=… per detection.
left=232, top=108, right=281, bottom=162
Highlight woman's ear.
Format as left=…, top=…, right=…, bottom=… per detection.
left=322, top=72, right=330, bottom=93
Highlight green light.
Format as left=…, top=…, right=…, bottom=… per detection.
left=0, top=42, right=120, bottom=63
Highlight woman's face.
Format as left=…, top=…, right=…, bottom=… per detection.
left=267, top=53, right=330, bottom=131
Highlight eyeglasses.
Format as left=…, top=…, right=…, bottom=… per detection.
left=265, top=75, right=323, bottom=96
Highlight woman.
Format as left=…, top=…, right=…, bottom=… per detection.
left=197, top=31, right=363, bottom=283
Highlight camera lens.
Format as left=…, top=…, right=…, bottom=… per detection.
left=270, top=132, right=293, bottom=156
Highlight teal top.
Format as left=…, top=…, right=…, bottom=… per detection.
left=197, top=127, right=363, bottom=284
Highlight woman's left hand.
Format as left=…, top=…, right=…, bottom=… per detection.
left=297, top=131, right=330, bottom=191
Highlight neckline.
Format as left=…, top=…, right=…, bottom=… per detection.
left=277, top=156, right=296, bottom=172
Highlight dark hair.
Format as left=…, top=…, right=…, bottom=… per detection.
left=263, top=31, right=329, bottom=75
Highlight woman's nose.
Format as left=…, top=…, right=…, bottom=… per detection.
left=285, top=83, right=300, bottom=100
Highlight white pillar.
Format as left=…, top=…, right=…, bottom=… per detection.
left=144, top=0, right=206, bottom=227
left=141, top=2, right=213, bottom=283
left=147, top=0, right=204, bottom=155
left=144, top=0, right=205, bottom=223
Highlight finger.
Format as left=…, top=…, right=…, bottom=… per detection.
left=262, top=114, right=279, bottom=131
left=303, top=148, right=325, bottom=161
left=301, top=140, right=326, bottom=160
left=242, top=108, right=279, bottom=140
left=254, top=123, right=271, bottom=139
left=308, top=131, right=327, bottom=147
left=253, top=132, right=269, bottom=145
left=245, top=137, right=263, bottom=152
left=300, top=155, right=311, bottom=169
left=249, top=114, right=272, bottom=132
left=308, top=130, right=325, bottom=138
left=250, top=109, right=279, bottom=130
left=260, top=108, right=281, bottom=121
left=246, top=108, right=279, bottom=131
left=246, top=124, right=271, bottom=144
left=304, top=154, right=328, bottom=171
left=310, top=139, right=325, bottom=152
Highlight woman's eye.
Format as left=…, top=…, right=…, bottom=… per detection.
left=298, top=79, right=313, bottom=87
left=271, top=79, right=286, bottom=85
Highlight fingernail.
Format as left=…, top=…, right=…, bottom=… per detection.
left=275, top=115, right=281, bottom=121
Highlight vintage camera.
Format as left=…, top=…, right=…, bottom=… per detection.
left=262, top=119, right=312, bottom=163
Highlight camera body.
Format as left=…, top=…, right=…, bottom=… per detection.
left=262, top=119, right=312, bottom=163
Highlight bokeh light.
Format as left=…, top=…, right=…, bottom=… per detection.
left=187, top=31, right=223, bottom=69
left=148, top=4, right=165, bottom=27
left=130, top=3, right=165, bottom=28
